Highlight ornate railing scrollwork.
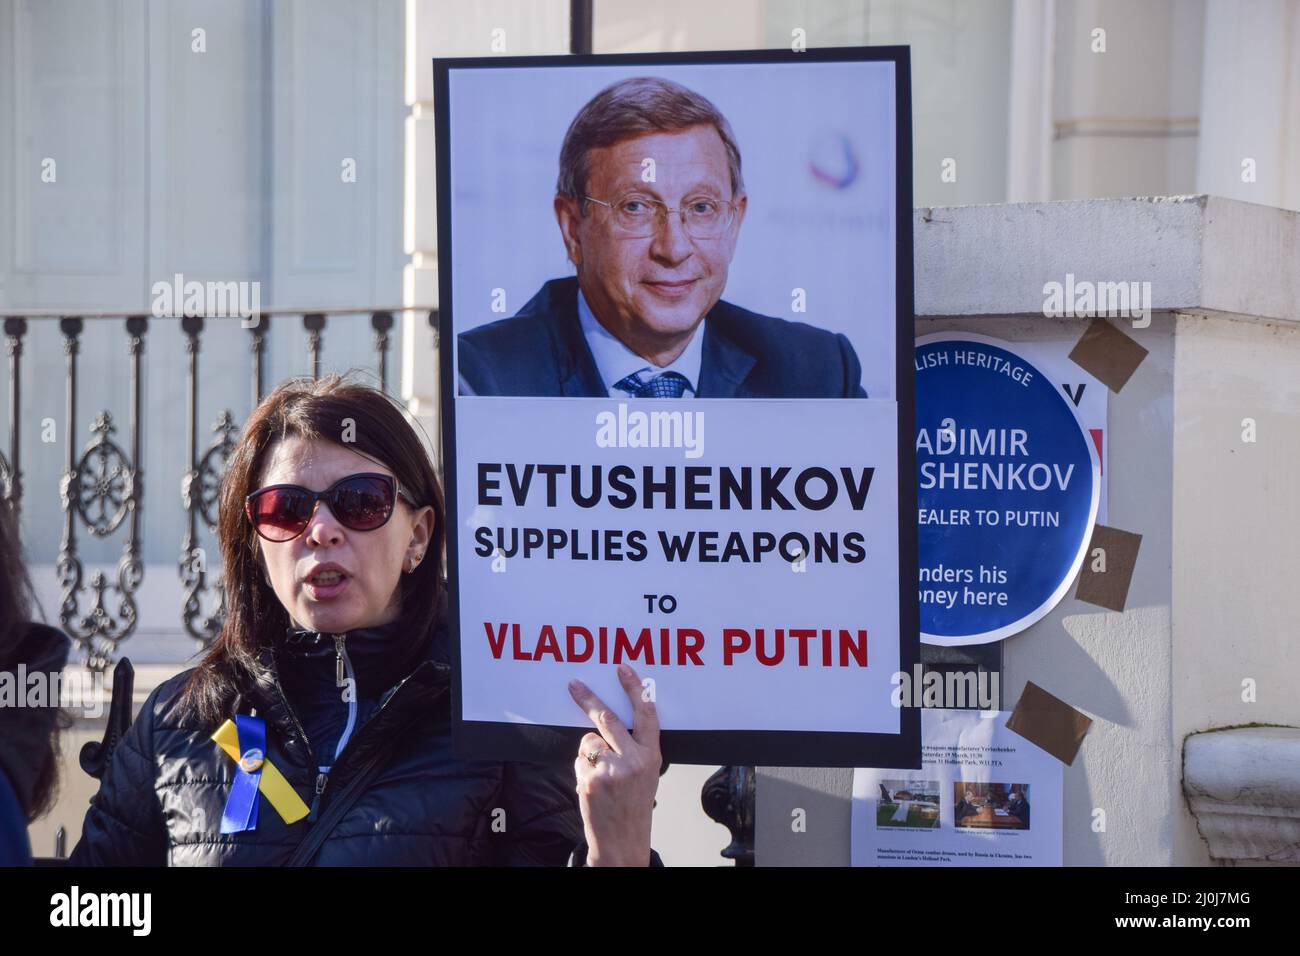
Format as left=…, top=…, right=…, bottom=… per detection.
left=72, top=412, right=134, bottom=536
left=57, top=316, right=147, bottom=671
left=179, top=317, right=242, bottom=646
left=179, top=410, right=238, bottom=644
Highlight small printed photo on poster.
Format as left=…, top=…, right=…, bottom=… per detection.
left=876, top=779, right=941, bottom=829
left=447, top=61, right=898, bottom=401
left=953, top=782, right=1031, bottom=831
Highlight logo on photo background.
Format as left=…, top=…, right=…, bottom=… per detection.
left=808, top=132, right=860, bottom=189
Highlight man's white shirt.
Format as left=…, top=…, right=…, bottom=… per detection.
left=576, top=286, right=703, bottom=399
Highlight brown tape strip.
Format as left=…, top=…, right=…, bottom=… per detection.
left=1075, top=524, right=1142, bottom=611
left=1006, top=681, right=1093, bottom=766
left=1068, top=319, right=1149, bottom=393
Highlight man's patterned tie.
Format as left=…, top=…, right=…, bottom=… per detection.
left=612, top=370, right=690, bottom=398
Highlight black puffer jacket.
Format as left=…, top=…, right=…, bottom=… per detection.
left=68, top=594, right=643, bottom=866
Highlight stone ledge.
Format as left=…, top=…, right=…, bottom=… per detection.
left=1183, top=726, right=1300, bottom=863
left=915, top=195, right=1299, bottom=323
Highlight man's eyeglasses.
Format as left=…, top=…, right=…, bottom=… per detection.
left=583, top=193, right=739, bottom=239
left=244, top=472, right=415, bottom=542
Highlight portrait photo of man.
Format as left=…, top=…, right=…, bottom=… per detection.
left=456, top=76, right=869, bottom=399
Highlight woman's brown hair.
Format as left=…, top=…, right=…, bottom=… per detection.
left=178, top=372, right=446, bottom=727
left=0, top=493, right=36, bottom=640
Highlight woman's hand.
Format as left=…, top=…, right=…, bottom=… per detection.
left=568, top=663, right=661, bottom=866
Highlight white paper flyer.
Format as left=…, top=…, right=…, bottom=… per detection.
left=851, top=708, right=1063, bottom=866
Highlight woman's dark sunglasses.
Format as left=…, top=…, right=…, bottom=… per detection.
left=244, top=472, right=416, bottom=542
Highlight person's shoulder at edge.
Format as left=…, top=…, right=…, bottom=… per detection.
left=0, top=622, right=71, bottom=865
left=11, top=620, right=71, bottom=673
left=98, top=662, right=225, bottom=770
left=0, top=765, right=29, bottom=865
left=65, top=665, right=192, bottom=865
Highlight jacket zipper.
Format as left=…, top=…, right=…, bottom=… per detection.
left=264, top=625, right=448, bottom=828
left=302, top=664, right=435, bottom=827
left=307, top=633, right=358, bottom=823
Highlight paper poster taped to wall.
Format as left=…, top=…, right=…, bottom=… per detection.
left=851, top=709, right=1063, bottom=866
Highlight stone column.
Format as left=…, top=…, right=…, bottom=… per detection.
left=401, top=0, right=568, bottom=472
left=1195, top=0, right=1300, bottom=212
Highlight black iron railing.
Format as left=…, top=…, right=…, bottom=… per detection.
left=2, top=309, right=438, bottom=669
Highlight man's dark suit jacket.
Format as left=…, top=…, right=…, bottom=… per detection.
left=1009, top=796, right=1030, bottom=828
left=457, top=276, right=868, bottom=398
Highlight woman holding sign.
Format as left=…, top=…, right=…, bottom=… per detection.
left=69, top=374, right=662, bottom=866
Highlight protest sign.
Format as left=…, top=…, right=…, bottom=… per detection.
left=435, top=47, right=919, bottom=766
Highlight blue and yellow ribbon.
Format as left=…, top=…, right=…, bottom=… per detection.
left=212, top=716, right=310, bottom=831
